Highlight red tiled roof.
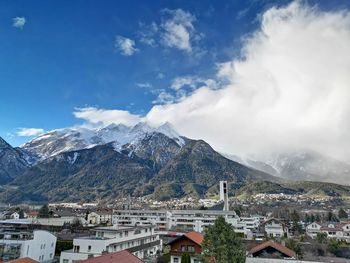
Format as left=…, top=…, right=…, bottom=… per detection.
left=9, top=258, right=39, bottom=263
left=185, top=231, right=204, bottom=246
left=77, top=250, right=144, bottom=263
left=249, top=240, right=296, bottom=258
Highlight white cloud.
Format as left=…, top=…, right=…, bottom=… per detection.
left=160, top=9, right=201, bottom=52
left=151, top=89, right=176, bottom=104
left=144, top=2, right=350, bottom=162
left=170, top=76, right=198, bottom=90
left=16, top=128, right=44, bottom=137
left=13, top=17, right=26, bottom=29
left=138, top=22, right=158, bottom=47
left=115, top=36, right=139, bottom=56
left=73, top=107, right=141, bottom=126
left=170, top=76, right=217, bottom=91
left=71, top=2, right=350, bottom=165
left=136, top=82, right=152, bottom=88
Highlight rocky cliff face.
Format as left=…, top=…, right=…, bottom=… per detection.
left=0, top=137, right=30, bottom=184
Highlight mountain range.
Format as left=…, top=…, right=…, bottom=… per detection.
left=0, top=122, right=349, bottom=204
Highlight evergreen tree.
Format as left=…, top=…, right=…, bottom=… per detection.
left=328, top=239, right=340, bottom=254
left=38, top=204, right=50, bottom=218
left=291, top=210, right=303, bottom=235
left=305, top=214, right=310, bottom=223
left=201, top=216, right=245, bottom=263
left=315, top=214, right=321, bottom=222
left=338, top=208, right=348, bottom=219
left=18, top=209, right=25, bottom=219
left=316, top=232, right=328, bottom=244
left=310, top=214, right=316, bottom=222
left=181, top=253, right=191, bottom=263
left=286, top=238, right=303, bottom=259
left=327, top=211, right=338, bottom=222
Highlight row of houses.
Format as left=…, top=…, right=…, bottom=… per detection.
left=306, top=221, right=350, bottom=242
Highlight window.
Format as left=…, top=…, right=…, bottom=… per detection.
left=124, top=231, right=128, bottom=237
left=63, top=260, right=69, bottom=263
left=51, top=242, right=54, bottom=247
left=88, top=245, right=91, bottom=252
left=50, top=253, right=53, bottom=258
left=74, top=246, right=80, bottom=253
left=187, top=245, right=195, bottom=252
left=173, top=257, right=179, bottom=263
left=181, top=245, right=186, bottom=252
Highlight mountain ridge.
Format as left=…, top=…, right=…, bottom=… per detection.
left=0, top=123, right=349, bottom=204
left=0, top=135, right=279, bottom=203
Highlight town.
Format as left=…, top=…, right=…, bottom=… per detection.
left=0, top=181, right=349, bottom=263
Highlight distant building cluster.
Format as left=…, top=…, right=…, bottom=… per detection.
left=0, top=180, right=349, bottom=263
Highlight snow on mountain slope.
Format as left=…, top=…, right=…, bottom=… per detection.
left=224, top=150, right=350, bottom=185
left=21, top=122, right=185, bottom=159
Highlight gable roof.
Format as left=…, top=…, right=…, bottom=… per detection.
left=167, top=231, right=204, bottom=247
left=185, top=231, right=204, bottom=245
left=249, top=240, right=296, bottom=258
left=77, top=250, right=143, bottom=263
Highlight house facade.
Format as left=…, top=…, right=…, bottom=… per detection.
left=87, top=210, right=113, bottom=225
left=113, top=210, right=239, bottom=233
left=59, top=225, right=161, bottom=263
left=263, top=219, right=288, bottom=238
left=0, top=229, right=56, bottom=262
left=168, top=232, right=203, bottom=263
left=306, top=222, right=350, bottom=242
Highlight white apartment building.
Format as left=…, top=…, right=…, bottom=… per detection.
left=113, top=210, right=239, bottom=233
left=87, top=211, right=113, bottom=225
left=60, top=225, right=161, bottom=263
left=306, top=222, right=350, bottom=242
left=233, top=216, right=266, bottom=238
left=263, top=219, right=288, bottom=238
left=0, top=229, right=56, bottom=262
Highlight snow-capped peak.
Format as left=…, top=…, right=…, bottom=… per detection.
left=156, top=122, right=185, bottom=146
left=21, top=121, right=185, bottom=159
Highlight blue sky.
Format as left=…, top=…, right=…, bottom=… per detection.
left=1, top=0, right=349, bottom=146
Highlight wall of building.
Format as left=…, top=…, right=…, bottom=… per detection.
left=23, top=230, right=56, bottom=263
